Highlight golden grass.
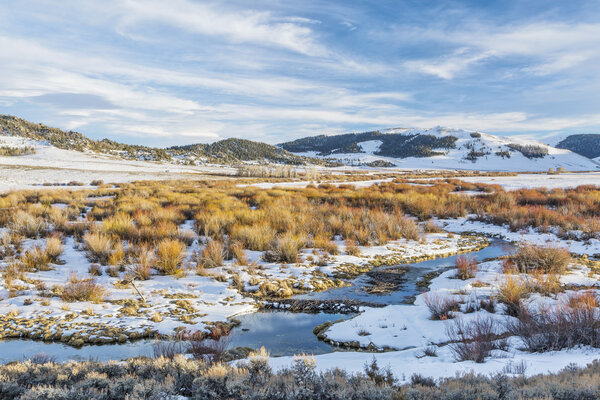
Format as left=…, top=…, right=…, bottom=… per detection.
left=568, top=291, right=599, bottom=310
left=230, top=223, right=275, bottom=251
left=83, top=232, right=114, bottom=264
left=9, top=210, right=47, bottom=238
left=197, top=240, right=224, bottom=269
left=20, top=246, right=52, bottom=271
left=344, top=239, right=361, bottom=256
left=60, top=273, right=106, bottom=303
left=264, top=233, right=303, bottom=264
left=155, top=238, right=186, bottom=275
left=133, top=245, right=155, bottom=280
left=44, top=236, right=64, bottom=262
left=513, top=244, right=570, bottom=274
left=228, top=240, right=248, bottom=266
left=497, top=276, right=530, bottom=316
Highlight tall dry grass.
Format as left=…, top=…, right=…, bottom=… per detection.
left=155, top=238, right=186, bottom=275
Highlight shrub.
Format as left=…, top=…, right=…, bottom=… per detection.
left=229, top=240, right=248, bottom=265
left=497, top=276, right=529, bottom=317
left=501, top=258, right=517, bottom=274
left=197, top=240, right=224, bottom=269
left=133, top=245, right=155, bottom=280
left=344, top=239, right=361, bottom=256
left=107, top=241, right=125, bottom=266
left=423, top=294, right=460, bottom=320
left=155, top=238, right=186, bottom=275
left=10, top=210, right=47, bottom=238
left=20, top=245, right=51, bottom=271
left=60, top=273, right=106, bottom=303
left=446, top=316, right=501, bottom=363
left=88, top=263, right=102, bottom=276
left=181, top=328, right=230, bottom=363
left=455, top=255, right=477, bottom=280
left=102, top=212, right=134, bottom=238
left=312, top=236, right=339, bottom=255
left=399, top=217, right=421, bottom=241
left=509, top=305, right=600, bottom=352
left=264, top=233, right=303, bottom=263
left=44, top=236, right=63, bottom=262
left=568, top=291, right=599, bottom=310
left=423, top=220, right=443, bottom=233
left=513, top=244, right=570, bottom=274
left=83, top=232, right=114, bottom=264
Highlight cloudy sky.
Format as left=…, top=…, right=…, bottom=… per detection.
left=1, top=0, right=599, bottom=146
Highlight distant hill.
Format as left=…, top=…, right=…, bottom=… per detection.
left=279, top=127, right=600, bottom=172
left=0, top=115, right=316, bottom=165
left=280, top=130, right=457, bottom=158
left=556, top=134, right=600, bottom=159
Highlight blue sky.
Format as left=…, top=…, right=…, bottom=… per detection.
left=1, top=0, right=599, bottom=146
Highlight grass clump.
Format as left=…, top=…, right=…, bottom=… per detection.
left=423, top=294, right=460, bottom=320
left=133, top=245, right=155, bottom=280
left=197, top=240, right=224, bottom=269
left=231, top=224, right=276, bottom=251
left=44, top=236, right=63, bottom=262
left=20, top=246, right=52, bottom=271
left=455, top=255, right=477, bottom=280
left=60, top=273, right=106, bottom=303
left=9, top=210, right=47, bottom=238
left=264, top=233, right=303, bottom=263
left=83, top=232, right=114, bottom=264
left=513, top=244, right=570, bottom=274
left=497, top=276, right=530, bottom=317
left=155, top=238, right=186, bottom=275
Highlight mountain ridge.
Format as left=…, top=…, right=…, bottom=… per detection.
left=0, top=115, right=317, bottom=165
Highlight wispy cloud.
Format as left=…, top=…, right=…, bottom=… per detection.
left=118, top=0, right=326, bottom=56
left=404, top=22, right=600, bottom=79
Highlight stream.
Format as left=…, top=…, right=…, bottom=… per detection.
left=0, top=240, right=513, bottom=363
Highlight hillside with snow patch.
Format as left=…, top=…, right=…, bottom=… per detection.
left=280, top=127, right=600, bottom=172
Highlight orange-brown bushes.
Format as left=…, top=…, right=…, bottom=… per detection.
left=455, top=255, right=478, bottom=280
left=513, top=245, right=570, bottom=274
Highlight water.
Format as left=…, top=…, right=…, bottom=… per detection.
left=0, top=240, right=513, bottom=362
left=0, top=339, right=157, bottom=363
left=228, top=311, right=349, bottom=357
left=295, top=240, right=514, bottom=305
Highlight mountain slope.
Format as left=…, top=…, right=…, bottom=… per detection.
left=280, top=127, right=600, bottom=172
left=556, top=134, right=600, bottom=159
left=0, top=115, right=316, bottom=165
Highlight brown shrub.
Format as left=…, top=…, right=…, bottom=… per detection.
left=423, top=294, right=460, bottom=320
left=455, top=255, right=478, bottom=280
left=60, top=273, right=106, bottom=303
left=513, top=244, right=570, bottom=274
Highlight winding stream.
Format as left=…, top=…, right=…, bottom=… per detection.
left=0, top=240, right=514, bottom=363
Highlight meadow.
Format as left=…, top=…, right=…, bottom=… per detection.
left=2, top=173, right=600, bottom=393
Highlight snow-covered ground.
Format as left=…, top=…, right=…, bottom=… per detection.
left=0, top=136, right=235, bottom=191
left=268, top=255, right=600, bottom=383
left=439, top=217, right=600, bottom=256
left=0, top=210, right=485, bottom=345
left=454, top=172, right=600, bottom=190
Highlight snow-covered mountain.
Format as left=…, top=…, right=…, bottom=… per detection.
left=279, top=127, right=600, bottom=172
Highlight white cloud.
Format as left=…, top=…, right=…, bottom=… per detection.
left=118, top=0, right=325, bottom=56
left=405, top=22, right=600, bottom=79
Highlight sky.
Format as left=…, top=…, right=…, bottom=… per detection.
left=1, top=0, right=599, bottom=147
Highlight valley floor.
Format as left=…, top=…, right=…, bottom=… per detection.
left=1, top=163, right=600, bottom=389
